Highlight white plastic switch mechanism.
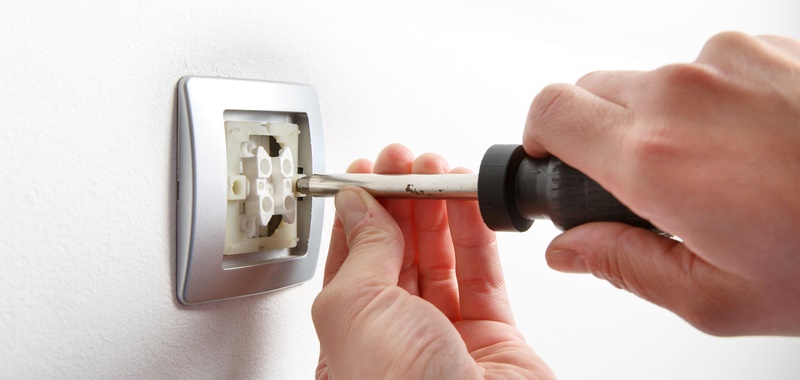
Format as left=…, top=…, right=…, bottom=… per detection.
left=176, top=76, right=325, bottom=305
left=225, top=121, right=300, bottom=255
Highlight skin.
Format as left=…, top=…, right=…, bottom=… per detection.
left=311, top=146, right=554, bottom=379
left=312, top=32, right=800, bottom=378
left=525, top=32, right=800, bottom=336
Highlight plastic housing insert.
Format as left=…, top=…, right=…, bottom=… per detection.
left=225, top=121, right=300, bottom=255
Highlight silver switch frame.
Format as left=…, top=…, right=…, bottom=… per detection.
left=176, top=76, right=325, bottom=305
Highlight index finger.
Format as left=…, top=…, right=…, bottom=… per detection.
left=522, top=83, right=630, bottom=187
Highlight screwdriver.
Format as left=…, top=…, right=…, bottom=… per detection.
left=296, top=144, right=657, bottom=232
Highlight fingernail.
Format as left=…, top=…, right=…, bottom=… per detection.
left=547, top=249, right=589, bottom=273
left=335, top=189, right=368, bottom=232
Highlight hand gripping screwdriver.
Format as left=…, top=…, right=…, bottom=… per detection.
left=296, top=144, right=657, bottom=232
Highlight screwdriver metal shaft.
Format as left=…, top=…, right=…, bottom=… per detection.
left=296, top=173, right=478, bottom=199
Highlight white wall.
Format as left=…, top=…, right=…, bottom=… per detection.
left=1, top=1, right=799, bottom=378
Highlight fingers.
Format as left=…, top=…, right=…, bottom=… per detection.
left=413, top=153, right=461, bottom=321
left=446, top=168, right=514, bottom=324
left=522, top=83, right=632, bottom=189
left=324, top=146, right=517, bottom=326
left=322, top=159, right=374, bottom=287
left=329, top=187, right=405, bottom=288
left=546, top=223, right=760, bottom=336
left=372, top=144, right=419, bottom=293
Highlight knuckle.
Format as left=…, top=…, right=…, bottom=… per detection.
left=452, top=228, right=496, bottom=249
left=526, top=84, right=581, bottom=146
left=457, top=273, right=506, bottom=296
left=654, top=63, right=724, bottom=88
left=529, top=83, right=580, bottom=125
left=705, top=31, right=755, bottom=52
left=416, top=217, right=450, bottom=235
left=699, top=32, right=775, bottom=70
left=420, top=264, right=456, bottom=284
left=699, top=31, right=800, bottom=79
left=616, top=63, right=724, bottom=184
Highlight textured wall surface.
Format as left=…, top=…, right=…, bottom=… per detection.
left=1, top=1, right=799, bottom=378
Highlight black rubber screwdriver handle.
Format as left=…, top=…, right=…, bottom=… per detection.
left=478, top=144, right=658, bottom=232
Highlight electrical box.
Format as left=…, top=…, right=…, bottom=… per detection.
left=176, top=76, right=325, bottom=305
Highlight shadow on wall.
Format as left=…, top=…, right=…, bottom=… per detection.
left=169, top=82, right=180, bottom=309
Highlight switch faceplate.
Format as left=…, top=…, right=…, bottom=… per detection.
left=176, top=76, right=325, bottom=305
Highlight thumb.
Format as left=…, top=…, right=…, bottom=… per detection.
left=545, top=223, right=753, bottom=335
left=331, top=187, right=405, bottom=287
left=312, top=188, right=407, bottom=378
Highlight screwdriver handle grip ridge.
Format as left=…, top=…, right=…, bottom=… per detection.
left=479, top=145, right=657, bottom=232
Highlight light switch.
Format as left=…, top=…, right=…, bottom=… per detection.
left=176, top=76, right=325, bottom=305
